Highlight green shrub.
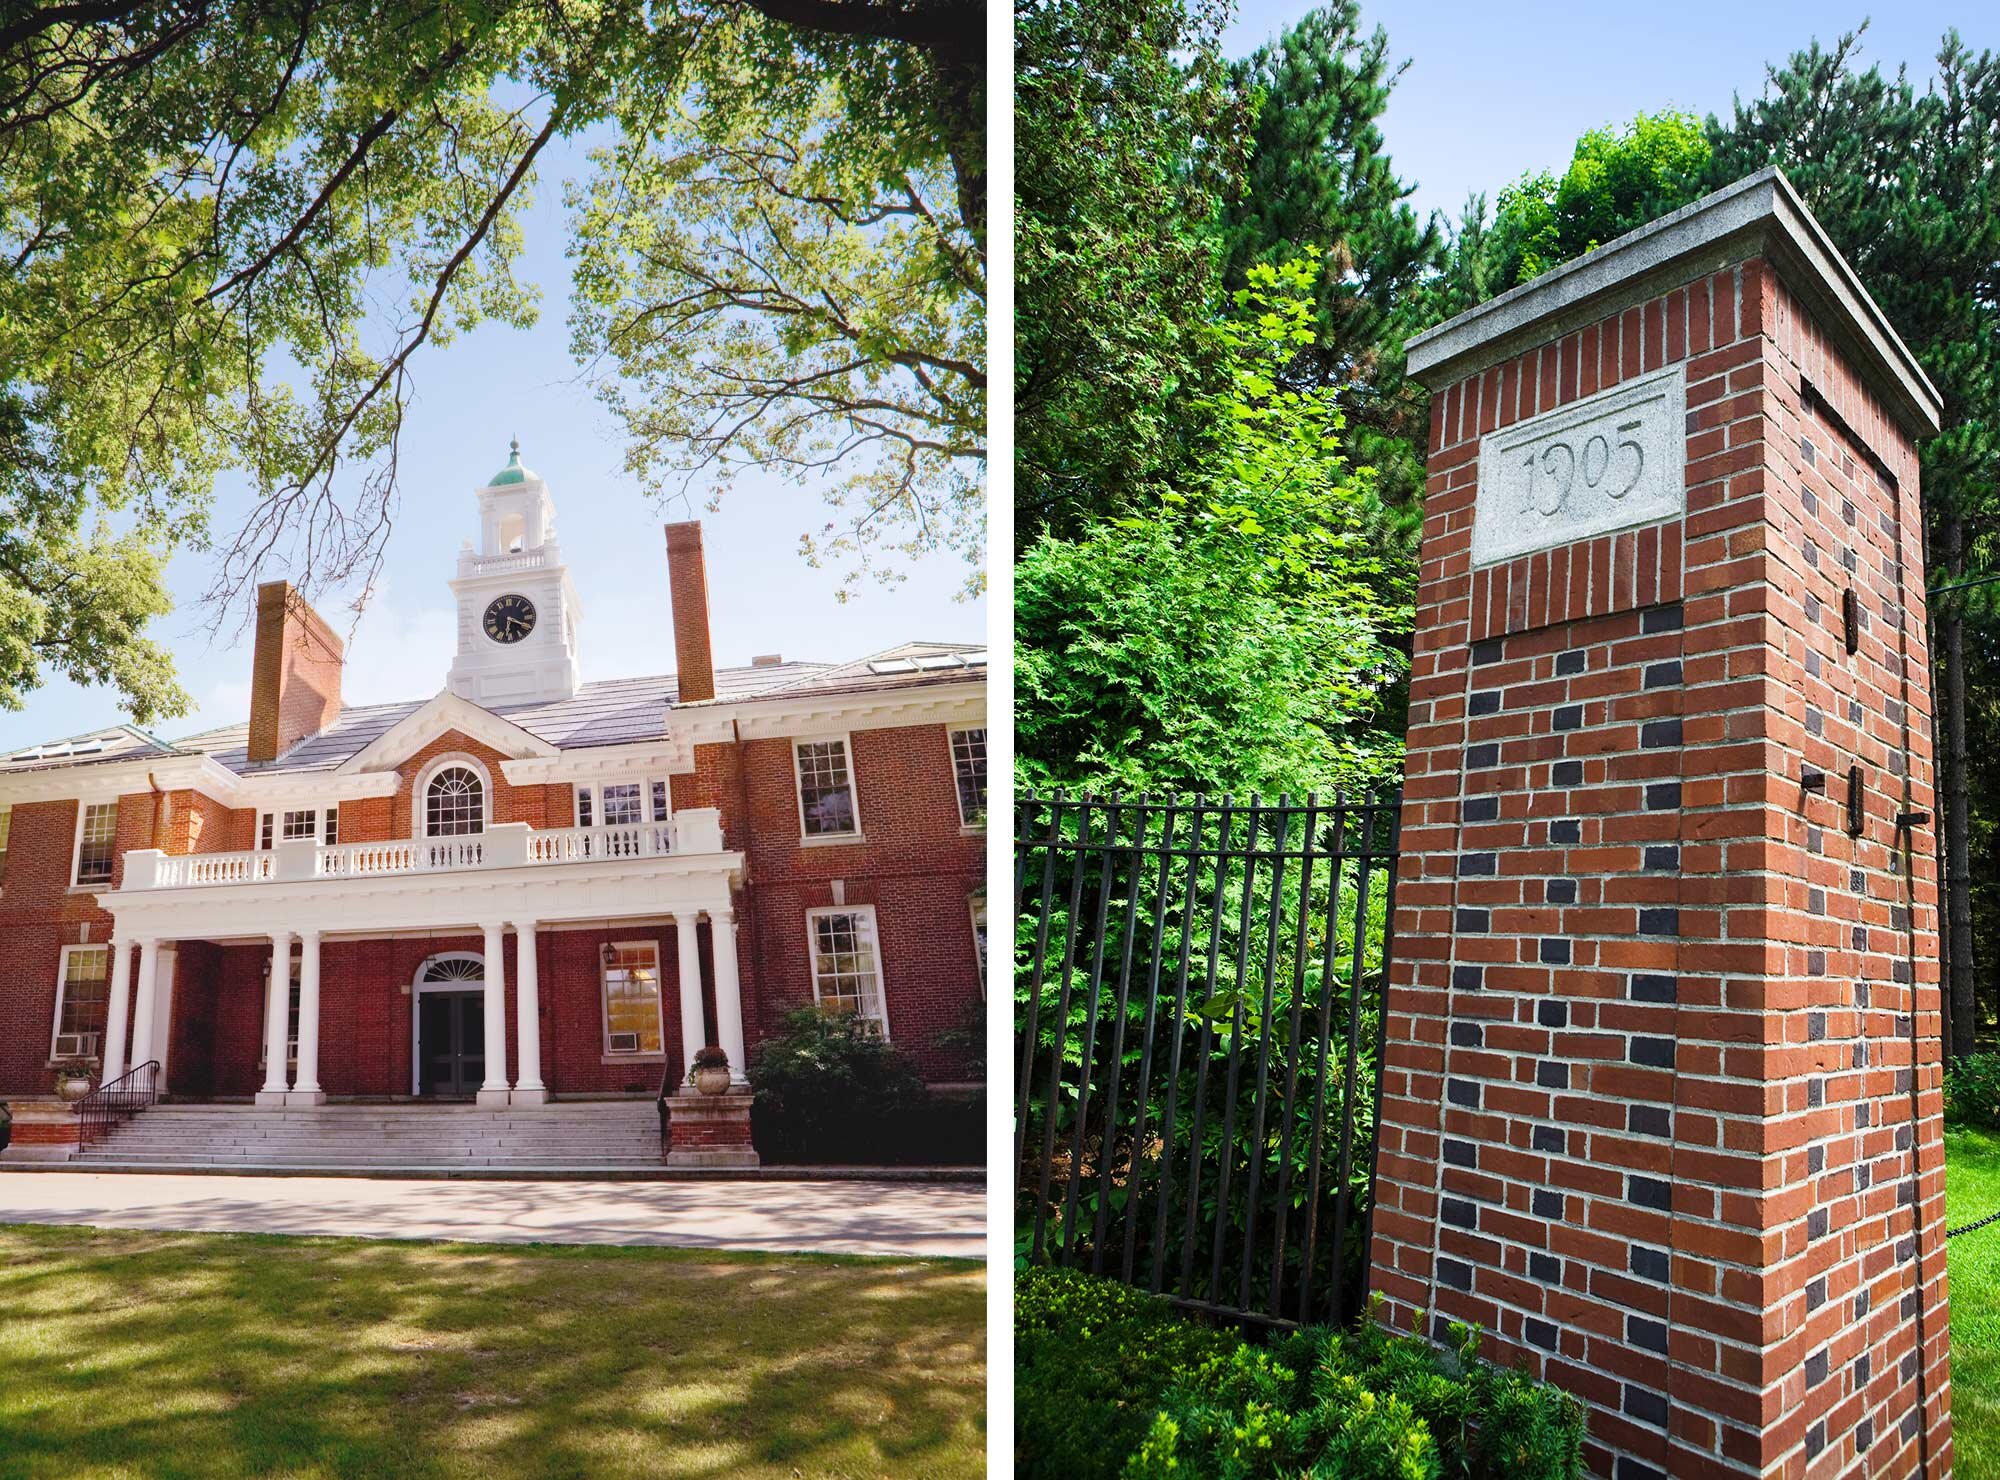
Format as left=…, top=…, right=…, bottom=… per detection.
left=1129, top=1309, right=1585, bottom=1480
left=1016, top=1264, right=1238, bottom=1480
left=748, top=1007, right=926, bottom=1162
left=1946, top=1054, right=2000, bottom=1128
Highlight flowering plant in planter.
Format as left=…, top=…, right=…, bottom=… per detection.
left=688, top=1046, right=732, bottom=1095
left=52, top=1060, right=96, bottom=1102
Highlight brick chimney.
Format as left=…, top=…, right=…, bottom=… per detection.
left=665, top=521, right=716, bottom=703
left=247, top=581, right=344, bottom=763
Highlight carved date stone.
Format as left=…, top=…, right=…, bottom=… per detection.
left=1471, top=365, right=1686, bottom=567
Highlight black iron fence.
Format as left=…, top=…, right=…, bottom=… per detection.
left=1014, top=791, right=1401, bottom=1328
left=76, top=1059, right=159, bottom=1151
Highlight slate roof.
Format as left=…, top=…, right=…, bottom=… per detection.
left=4, top=643, right=984, bottom=779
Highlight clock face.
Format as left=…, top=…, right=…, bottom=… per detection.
left=483, top=593, right=537, bottom=645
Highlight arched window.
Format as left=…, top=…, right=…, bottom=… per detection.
left=425, top=766, right=485, bottom=836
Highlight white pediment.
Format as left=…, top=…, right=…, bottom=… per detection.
left=335, top=690, right=559, bottom=774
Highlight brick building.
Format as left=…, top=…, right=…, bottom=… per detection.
left=0, top=445, right=986, bottom=1155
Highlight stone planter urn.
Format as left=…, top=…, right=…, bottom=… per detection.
left=689, top=1047, right=733, bottom=1097
left=53, top=1067, right=95, bottom=1103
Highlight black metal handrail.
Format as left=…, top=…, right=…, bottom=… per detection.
left=75, top=1059, right=160, bottom=1151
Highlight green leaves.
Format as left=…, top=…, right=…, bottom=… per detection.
left=569, top=8, right=984, bottom=600
left=1018, top=253, right=1409, bottom=799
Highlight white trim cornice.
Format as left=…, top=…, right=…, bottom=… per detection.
left=336, top=690, right=559, bottom=774
left=502, top=740, right=696, bottom=785
left=716, top=680, right=984, bottom=742
left=0, top=752, right=237, bottom=807
left=234, top=772, right=403, bottom=804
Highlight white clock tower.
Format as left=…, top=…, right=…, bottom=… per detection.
left=445, top=440, right=583, bottom=707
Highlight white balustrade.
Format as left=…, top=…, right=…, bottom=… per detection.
left=120, top=807, right=724, bottom=890
left=456, top=546, right=551, bottom=578
left=527, top=822, right=674, bottom=864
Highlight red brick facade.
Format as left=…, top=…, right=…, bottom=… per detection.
left=1378, top=243, right=1951, bottom=1477
left=0, top=716, right=983, bottom=1099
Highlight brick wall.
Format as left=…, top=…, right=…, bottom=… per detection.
left=1376, top=258, right=1950, bottom=1476
left=728, top=722, right=985, bottom=1079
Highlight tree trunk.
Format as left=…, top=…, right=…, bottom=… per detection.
left=1941, top=513, right=1976, bottom=1059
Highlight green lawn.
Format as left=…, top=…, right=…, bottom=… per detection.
left=0, top=1225, right=984, bottom=1480
left=1951, top=1127, right=2000, bottom=1479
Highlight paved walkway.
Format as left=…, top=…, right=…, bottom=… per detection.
left=0, top=1172, right=985, bottom=1259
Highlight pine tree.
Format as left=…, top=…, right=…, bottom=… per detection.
left=1221, top=2, right=1443, bottom=517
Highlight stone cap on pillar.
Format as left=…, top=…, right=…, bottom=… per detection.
left=1404, top=166, right=1942, bottom=438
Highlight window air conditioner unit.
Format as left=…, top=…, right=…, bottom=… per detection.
left=54, top=1033, right=98, bottom=1058
left=609, top=1032, right=640, bottom=1053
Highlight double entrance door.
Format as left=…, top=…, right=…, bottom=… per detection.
left=418, top=990, right=486, bottom=1099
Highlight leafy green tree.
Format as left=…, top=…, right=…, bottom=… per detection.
left=0, top=0, right=983, bottom=723
left=570, top=8, right=983, bottom=598
left=1014, top=0, right=1245, bottom=547
left=2, top=1, right=600, bottom=720
left=1017, top=256, right=1411, bottom=798
left=1221, top=2, right=1443, bottom=518
left=1477, top=110, right=1712, bottom=289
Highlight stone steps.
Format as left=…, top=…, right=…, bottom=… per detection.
left=74, top=1101, right=667, bottom=1170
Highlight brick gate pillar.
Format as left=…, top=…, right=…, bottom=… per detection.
left=1368, top=168, right=1952, bottom=1478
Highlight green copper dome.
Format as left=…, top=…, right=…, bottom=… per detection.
left=488, top=437, right=527, bottom=486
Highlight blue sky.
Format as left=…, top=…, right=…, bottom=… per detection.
left=0, top=121, right=986, bottom=750
left=1223, top=3, right=1982, bottom=223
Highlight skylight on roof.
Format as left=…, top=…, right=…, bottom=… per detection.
left=8, top=733, right=115, bottom=762
left=912, top=654, right=962, bottom=671
left=868, top=658, right=919, bottom=675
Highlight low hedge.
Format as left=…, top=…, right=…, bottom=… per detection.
left=747, top=1006, right=981, bottom=1164
left=1017, top=1265, right=1239, bottom=1480
left=1016, top=1265, right=1585, bottom=1480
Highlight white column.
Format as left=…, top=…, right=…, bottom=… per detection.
left=291, top=930, right=324, bottom=1105
left=100, top=939, right=133, bottom=1082
left=673, top=912, right=706, bottom=1090
left=478, top=921, right=510, bottom=1105
left=512, top=921, right=546, bottom=1105
left=128, top=939, right=162, bottom=1080
left=708, top=907, right=748, bottom=1085
left=258, top=930, right=292, bottom=1105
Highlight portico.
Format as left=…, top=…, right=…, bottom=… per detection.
left=93, top=810, right=749, bottom=1107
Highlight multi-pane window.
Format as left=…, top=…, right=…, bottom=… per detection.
left=52, top=945, right=110, bottom=1059
left=950, top=727, right=987, bottom=829
left=601, top=943, right=664, bottom=1055
left=806, top=907, right=887, bottom=1031
left=575, top=780, right=673, bottom=829
left=796, top=739, right=859, bottom=838
left=969, top=893, right=988, bottom=988
left=0, top=804, right=11, bottom=879
left=258, top=806, right=338, bottom=848
left=74, top=801, right=118, bottom=885
left=425, top=766, right=484, bottom=836
left=601, top=783, right=643, bottom=826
